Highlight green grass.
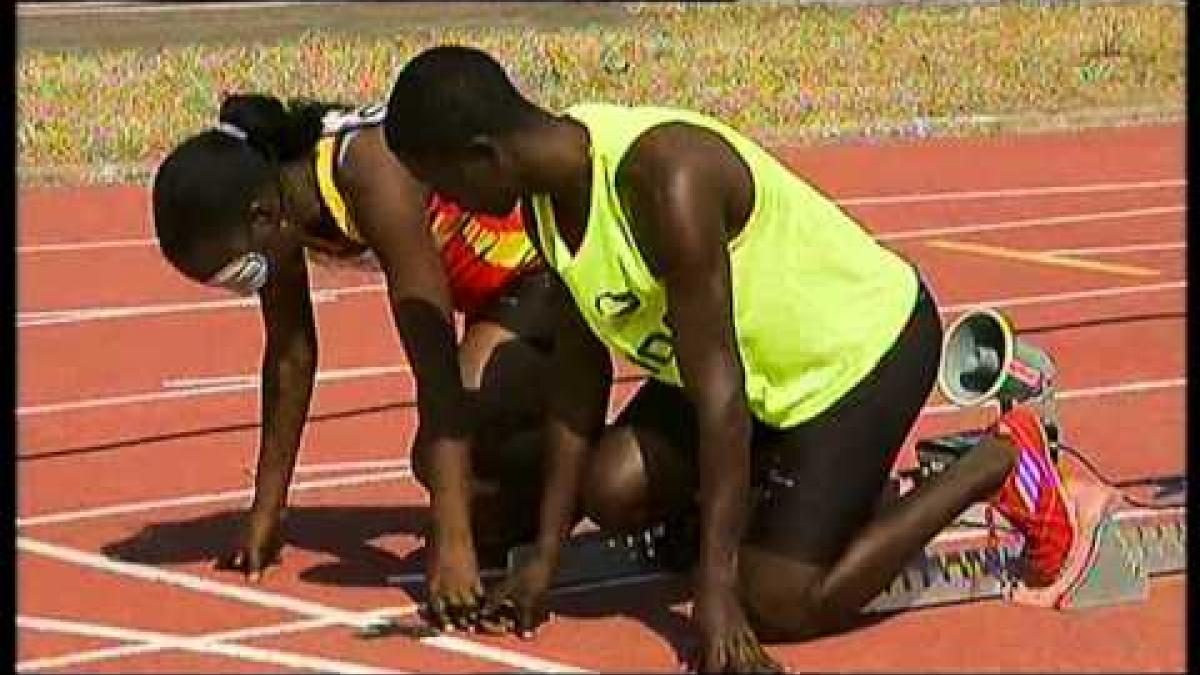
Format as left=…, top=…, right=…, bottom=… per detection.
left=16, top=4, right=1185, bottom=183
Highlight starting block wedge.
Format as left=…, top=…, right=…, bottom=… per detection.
left=506, top=502, right=1184, bottom=613
left=507, top=527, right=665, bottom=589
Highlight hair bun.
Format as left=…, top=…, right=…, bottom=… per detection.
left=218, top=93, right=288, bottom=158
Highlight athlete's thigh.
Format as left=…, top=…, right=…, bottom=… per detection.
left=599, top=379, right=700, bottom=512
left=745, top=285, right=942, bottom=565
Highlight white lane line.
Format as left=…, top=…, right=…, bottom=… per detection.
left=19, top=178, right=1184, bottom=255
left=938, top=280, right=1185, bottom=314
left=839, top=178, right=1184, bottom=206
left=919, top=377, right=1185, bottom=416
left=17, top=237, right=157, bottom=254
left=19, top=381, right=267, bottom=416
left=17, top=283, right=383, bottom=328
left=16, top=615, right=399, bottom=674
left=17, top=537, right=591, bottom=674
left=162, top=364, right=410, bottom=392
left=18, top=363, right=412, bottom=416
left=17, top=279, right=1184, bottom=418
left=16, top=466, right=413, bottom=528
left=18, top=205, right=1182, bottom=329
left=1041, top=241, right=1186, bottom=257
left=878, top=205, right=1184, bottom=242
left=292, top=459, right=409, bottom=476
left=17, top=608, right=417, bottom=673
left=18, top=377, right=1183, bottom=530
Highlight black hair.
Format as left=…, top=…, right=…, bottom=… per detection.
left=151, top=93, right=348, bottom=279
left=383, top=45, right=541, bottom=159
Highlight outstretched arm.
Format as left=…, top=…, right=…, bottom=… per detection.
left=218, top=243, right=317, bottom=580
left=620, top=122, right=780, bottom=673
left=479, top=276, right=612, bottom=637
left=346, top=131, right=483, bottom=629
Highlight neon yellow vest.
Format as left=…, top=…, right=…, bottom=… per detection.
left=530, top=103, right=918, bottom=428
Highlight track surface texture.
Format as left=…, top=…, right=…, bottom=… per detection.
left=17, top=124, right=1185, bottom=672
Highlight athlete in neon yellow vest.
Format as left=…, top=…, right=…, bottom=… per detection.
left=383, top=47, right=1088, bottom=672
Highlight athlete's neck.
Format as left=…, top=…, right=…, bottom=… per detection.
left=278, top=158, right=324, bottom=232
left=509, top=116, right=589, bottom=198
left=511, top=116, right=593, bottom=243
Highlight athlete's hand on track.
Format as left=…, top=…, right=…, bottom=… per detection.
left=214, top=510, right=283, bottom=582
left=426, top=540, right=485, bottom=632
left=689, top=585, right=784, bottom=673
left=477, top=555, right=554, bottom=639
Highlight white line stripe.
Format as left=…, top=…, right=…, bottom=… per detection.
left=17, top=284, right=383, bottom=328
left=17, top=378, right=1183, bottom=530
left=18, top=609, right=417, bottom=672
left=18, top=363, right=412, bottom=416
left=840, top=178, right=1185, bottom=206
left=18, top=381, right=265, bottom=415
left=16, top=466, right=413, bottom=528
left=19, top=179, right=1183, bottom=256
left=938, top=280, right=1185, bottom=314
left=17, top=537, right=591, bottom=673
left=17, top=237, right=157, bottom=254
left=878, top=205, right=1184, bottom=242
left=18, top=206, right=1182, bottom=329
left=1041, top=241, right=1186, bottom=257
left=162, top=365, right=410, bottom=392
left=16, top=615, right=399, bottom=674
left=16, top=280, right=1184, bottom=418
left=921, top=377, right=1185, bottom=416
left=292, top=459, right=410, bottom=476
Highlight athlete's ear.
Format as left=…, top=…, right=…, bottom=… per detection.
left=245, top=193, right=288, bottom=250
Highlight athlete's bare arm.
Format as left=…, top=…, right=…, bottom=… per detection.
left=479, top=278, right=612, bottom=636
left=617, top=122, right=781, bottom=673
left=344, top=127, right=485, bottom=630
left=216, top=242, right=317, bottom=579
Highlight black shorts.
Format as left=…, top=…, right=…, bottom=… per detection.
left=615, top=279, right=942, bottom=563
left=467, top=268, right=559, bottom=353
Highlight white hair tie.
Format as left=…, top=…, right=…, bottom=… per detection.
left=215, top=122, right=249, bottom=141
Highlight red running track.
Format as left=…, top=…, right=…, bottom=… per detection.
left=17, top=124, right=1185, bottom=673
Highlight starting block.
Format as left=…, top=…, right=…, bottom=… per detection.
left=505, top=435, right=1185, bottom=614
left=507, top=525, right=669, bottom=589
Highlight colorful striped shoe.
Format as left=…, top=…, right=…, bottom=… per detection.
left=987, top=404, right=1075, bottom=588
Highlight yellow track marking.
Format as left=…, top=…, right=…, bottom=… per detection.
left=928, top=239, right=1160, bottom=277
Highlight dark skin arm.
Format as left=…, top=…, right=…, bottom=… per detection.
left=342, top=127, right=483, bottom=630
left=618, top=123, right=781, bottom=673
left=479, top=275, right=612, bottom=637
left=215, top=240, right=317, bottom=581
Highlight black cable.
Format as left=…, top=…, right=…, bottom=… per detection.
left=1057, top=442, right=1186, bottom=510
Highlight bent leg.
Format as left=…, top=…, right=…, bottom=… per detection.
left=738, top=283, right=1017, bottom=640
left=429, top=272, right=560, bottom=555
left=582, top=384, right=699, bottom=530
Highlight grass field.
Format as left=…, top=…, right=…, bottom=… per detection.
left=17, top=3, right=1185, bottom=184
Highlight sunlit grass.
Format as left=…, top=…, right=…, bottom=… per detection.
left=17, top=3, right=1184, bottom=177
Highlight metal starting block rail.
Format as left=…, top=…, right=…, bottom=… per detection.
left=506, top=502, right=1185, bottom=614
